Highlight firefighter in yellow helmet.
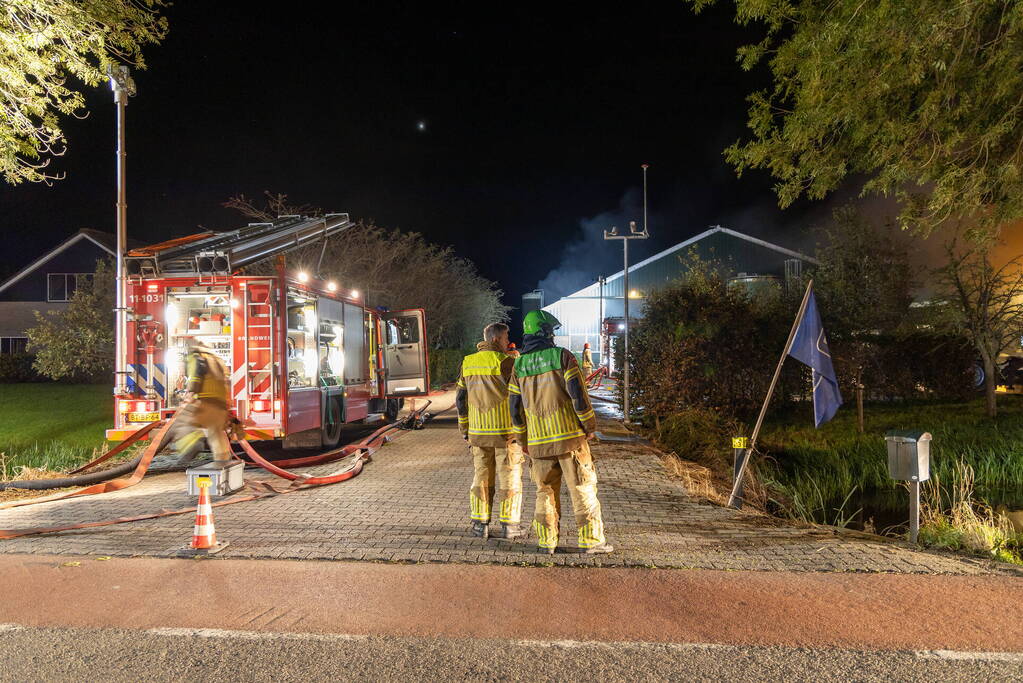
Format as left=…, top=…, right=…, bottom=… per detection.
left=581, top=342, right=594, bottom=378
left=168, top=341, right=232, bottom=464
left=509, top=310, right=613, bottom=554
left=455, top=322, right=526, bottom=539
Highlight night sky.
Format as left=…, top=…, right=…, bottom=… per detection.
left=0, top=2, right=852, bottom=307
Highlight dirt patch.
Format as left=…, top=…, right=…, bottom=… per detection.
left=0, top=467, right=78, bottom=503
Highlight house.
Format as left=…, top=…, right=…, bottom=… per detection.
left=540, top=226, right=819, bottom=366
left=0, top=229, right=119, bottom=354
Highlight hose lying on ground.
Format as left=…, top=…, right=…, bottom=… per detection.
left=0, top=418, right=171, bottom=492
left=0, top=455, right=143, bottom=491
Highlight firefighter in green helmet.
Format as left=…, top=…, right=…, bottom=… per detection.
left=508, top=310, right=613, bottom=554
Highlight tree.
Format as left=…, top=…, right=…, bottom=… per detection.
left=935, top=238, right=1023, bottom=417
left=224, top=192, right=511, bottom=349
left=690, top=0, right=1023, bottom=239
left=813, top=206, right=915, bottom=430
left=1, top=0, right=168, bottom=184
left=26, top=258, right=115, bottom=381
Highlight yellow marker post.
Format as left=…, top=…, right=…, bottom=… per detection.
left=731, top=437, right=748, bottom=509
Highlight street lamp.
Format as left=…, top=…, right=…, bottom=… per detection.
left=109, top=65, right=136, bottom=397
left=603, top=164, right=650, bottom=423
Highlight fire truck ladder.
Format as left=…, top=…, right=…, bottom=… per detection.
left=125, top=213, right=354, bottom=277
left=243, top=282, right=276, bottom=419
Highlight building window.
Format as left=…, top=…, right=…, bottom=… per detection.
left=0, top=338, right=28, bottom=354
left=47, top=273, right=92, bottom=302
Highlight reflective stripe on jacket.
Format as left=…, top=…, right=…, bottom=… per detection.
left=186, top=350, right=229, bottom=407
left=509, top=346, right=596, bottom=458
left=455, top=343, right=515, bottom=447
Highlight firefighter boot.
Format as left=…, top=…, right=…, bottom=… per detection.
left=470, top=521, right=490, bottom=539
left=499, top=522, right=527, bottom=540
left=584, top=542, right=614, bottom=554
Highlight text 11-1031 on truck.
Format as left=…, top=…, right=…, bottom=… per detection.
left=107, top=215, right=430, bottom=449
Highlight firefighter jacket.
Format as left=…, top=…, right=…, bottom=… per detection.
left=185, top=350, right=229, bottom=408
left=509, top=338, right=596, bottom=459
left=455, top=341, right=516, bottom=447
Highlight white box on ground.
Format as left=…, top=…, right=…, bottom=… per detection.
left=186, top=460, right=245, bottom=496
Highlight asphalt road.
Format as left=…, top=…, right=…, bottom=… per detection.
left=1, top=624, right=1021, bottom=682
left=1, top=555, right=1022, bottom=681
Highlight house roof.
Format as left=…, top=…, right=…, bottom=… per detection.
left=0, top=229, right=130, bottom=296
left=561, top=225, right=819, bottom=299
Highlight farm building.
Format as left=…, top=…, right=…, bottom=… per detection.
left=541, top=226, right=818, bottom=367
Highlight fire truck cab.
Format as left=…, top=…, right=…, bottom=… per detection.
left=106, top=215, right=430, bottom=448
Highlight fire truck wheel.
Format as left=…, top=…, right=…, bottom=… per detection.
left=385, top=398, right=404, bottom=422
left=322, top=397, right=343, bottom=448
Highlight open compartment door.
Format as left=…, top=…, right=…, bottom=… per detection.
left=383, top=308, right=429, bottom=395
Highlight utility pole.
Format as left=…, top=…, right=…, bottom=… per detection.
left=603, top=164, right=649, bottom=423
left=598, top=275, right=605, bottom=369
left=109, top=65, right=136, bottom=397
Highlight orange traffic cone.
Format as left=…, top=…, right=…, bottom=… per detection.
left=181, top=476, right=229, bottom=556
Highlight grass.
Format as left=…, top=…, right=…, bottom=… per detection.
left=0, top=383, right=113, bottom=475
left=755, top=395, right=1023, bottom=516
left=918, top=460, right=1023, bottom=565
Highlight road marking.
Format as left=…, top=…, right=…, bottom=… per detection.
left=514, top=639, right=730, bottom=651
left=3, top=621, right=1022, bottom=662
left=914, top=649, right=1023, bottom=663
left=148, top=627, right=368, bottom=642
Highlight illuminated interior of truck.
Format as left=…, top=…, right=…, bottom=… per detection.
left=164, top=288, right=233, bottom=406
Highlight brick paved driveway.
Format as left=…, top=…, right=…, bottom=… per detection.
left=0, top=393, right=1009, bottom=574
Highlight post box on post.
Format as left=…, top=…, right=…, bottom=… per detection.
left=885, top=430, right=932, bottom=543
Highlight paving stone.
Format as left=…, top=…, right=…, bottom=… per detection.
left=0, top=400, right=1013, bottom=575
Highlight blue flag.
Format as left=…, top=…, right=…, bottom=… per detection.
left=788, top=291, right=843, bottom=426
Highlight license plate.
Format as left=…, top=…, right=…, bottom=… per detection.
left=128, top=411, right=160, bottom=423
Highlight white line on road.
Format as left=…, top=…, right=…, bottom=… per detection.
left=4, top=622, right=1023, bottom=663
left=147, top=627, right=368, bottom=642
left=514, top=639, right=730, bottom=652
left=914, top=649, right=1023, bottom=663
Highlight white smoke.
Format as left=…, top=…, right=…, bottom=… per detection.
left=536, top=189, right=657, bottom=301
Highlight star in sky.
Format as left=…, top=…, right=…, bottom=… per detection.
left=416, top=120, right=427, bottom=132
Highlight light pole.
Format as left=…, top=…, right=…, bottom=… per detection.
left=109, top=65, right=136, bottom=397
left=603, top=165, right=649, bottom=422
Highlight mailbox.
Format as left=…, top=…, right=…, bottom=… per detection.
left=885, top=430, right=931, bottom=482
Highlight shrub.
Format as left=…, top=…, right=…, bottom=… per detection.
left=428, top=348, right=473, bottom=387
left=0, top=354, right=46, bottom=382
left=621, top=255, right=797, bottom=423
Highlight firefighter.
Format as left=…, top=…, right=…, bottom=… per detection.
left=169, top=341, right=232, bottom=464
left=455, top=322, right=526, bottom=539
left=506, top=342, right=520, bottom=358
left=581, top=342, right=594, bottom=378
left=509, top=310, right=613, bottom=554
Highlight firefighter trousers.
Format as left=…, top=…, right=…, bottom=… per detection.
left=169, top=399, right=231, bottom=462
left=529, top=440, right=606, bottom=549
left=469, top=442, right=524, bottom=524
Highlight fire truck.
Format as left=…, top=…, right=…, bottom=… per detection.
left=105, top=214, right=430, bottom=449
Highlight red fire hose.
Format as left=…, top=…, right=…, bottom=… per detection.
left=0, top=402, right=432, bottom=539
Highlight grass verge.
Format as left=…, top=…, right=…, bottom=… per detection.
left=918, top=460, right=1023, bottom=565
left=755, top=395, right=1023, bottom=517
left=0, top=383, right=113, bottom=475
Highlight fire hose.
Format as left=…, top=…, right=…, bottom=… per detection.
left=0, top=402, right=433, bottom=539
left=0, top=419, right=167, bottom=493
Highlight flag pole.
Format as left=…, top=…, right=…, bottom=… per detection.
left=727, top=279, right=814, bottom=508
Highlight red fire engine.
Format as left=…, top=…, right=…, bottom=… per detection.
left=106, top=214, right=430, bottom=448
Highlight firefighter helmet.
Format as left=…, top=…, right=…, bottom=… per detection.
left=523, top=310, right=561, bottom=336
